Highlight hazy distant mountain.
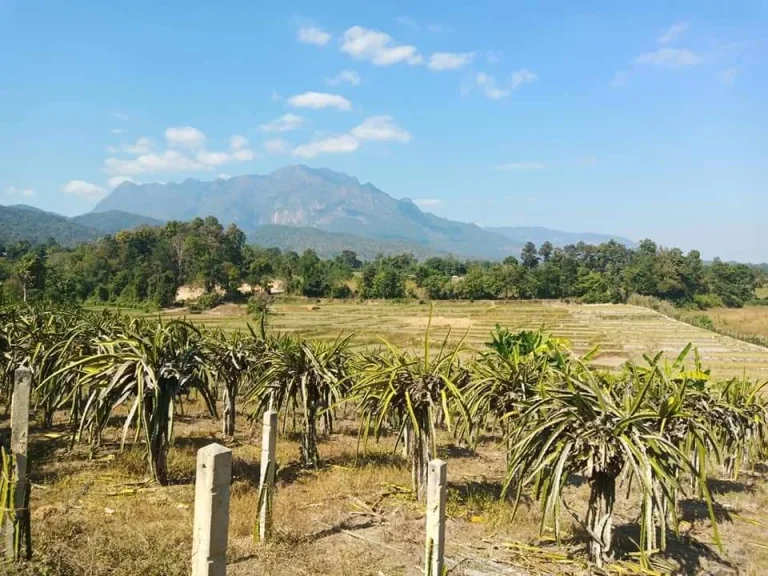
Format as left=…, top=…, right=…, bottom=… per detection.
left=93, top=165, right=518, bottom=259
left=72, top=210, right=165, bottom=234
left=487, top=226, right=636, bottom=249
left=250, top=225, right=446, bottom=260
left=0, top=204, right=101, bottom=246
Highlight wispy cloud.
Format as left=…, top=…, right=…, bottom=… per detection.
left=325, top=70, right=361, bottom=86
left=636, top=48, right=699, bottom=68
left=4, top=186, right=36, bottom=198
left=350, top=116, right=410, bottom=143
left=260, top=113, right=303, bottom=133
left=109, top=111, right=128, bottom=121
left=110, top=128, right=124, bottom=135
left=62, top=180, right=108, bottom=200
left=428, top=52, right=474, bottom=71
left=476, top=72, right=509, bottom=99
left=473, top=69, right=537, bottom=99
left=293, top=134, right=360, bottom=158
left=292, top=116, right=410, bottom=158
left=104, top=127, right=255, bottom=176
left=287, top=92, right=352, bottom=110
left=264, top=138, right=291, bottom=154
left=657, top=22, right=689, bottom=45
left=165, top=126, right=206, bottom=149
left=511, top=68, right=537, bottom=89
left=497, top=161, right=545, bottom=171
left=395, top=17, right=447, bottom=33
left=341, top=26, right=422, bottom=66
left=297, top=26, right=331, bottom=46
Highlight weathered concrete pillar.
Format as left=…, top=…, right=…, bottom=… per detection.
left=424, top=459, right=447, bottom=576
left=258, top=410, right=277, bottom=543
left=191, top=443, right=232, bottom=576
left=3, top=367, right=32, bottom=561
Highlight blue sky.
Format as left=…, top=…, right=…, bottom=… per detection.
left=1, top=1, right=766, bottom=261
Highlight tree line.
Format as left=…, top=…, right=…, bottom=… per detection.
left=0, top=216, right=763, bottom=309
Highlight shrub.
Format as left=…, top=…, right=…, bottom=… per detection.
left=694, top=293, right=725, bottom=310
left=188, top=291, right=222, bottom=313
left=689, top=314, right=714, bottom=330
left=329, top=284, right=353, bottom=299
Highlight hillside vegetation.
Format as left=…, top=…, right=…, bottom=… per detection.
left=0, top=215, right=761, bottom=313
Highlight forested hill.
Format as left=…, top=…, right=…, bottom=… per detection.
left=0, top=204, right=101, bottom=246
left=249, top=225, right=444, bottom=260
left=71, top=211, right=165, bottom=234
left=0, top=205, right=167, bottom=247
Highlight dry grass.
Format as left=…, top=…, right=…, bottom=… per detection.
left=3, top=391, right=768, bottom=576
left=701, top=306, right=768, bottom=341
left=152, top=299, right=768, bottom=380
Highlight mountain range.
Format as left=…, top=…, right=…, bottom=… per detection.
left=2, top=165, right=634, bottom=259
left=93, top=165, right=634, bottom=258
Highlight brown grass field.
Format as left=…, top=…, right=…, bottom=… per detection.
left=6, top=300, right=768, bottom=575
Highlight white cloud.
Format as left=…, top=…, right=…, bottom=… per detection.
left=497, top=162, right=545, bottom=170
left=325, top=70, right=361, bottom=86
left=510, top=68, right=537, bottom=89
left=110, top=128, right=124, bottom=135
left=341, top=26, right=422, bottom=66
left=230, top=135, right=248, bottom=150
left=428, top=52, right=474, bottom=71
left=476, top=73, right=509, bottom=99
left=351, top=115, right=410, bottom=143
left=109, top=111, right=128, bottom=121
left=107, top=176, right=135, bottom=188
left=123, top=137, right=155, bottom=155
left=260, top=113, right=304, bottom=132
left=197, top=150, right=232, bottom=166
left=165, top=126, right=206, bottom=149
left=62, top=179, right=108, bottom=200
left=293, top=134, right=360, bottom=158
left=217, top=173, right=232, bottom=180
left=264, top=138, right=290, bottom=154
left=414, top=198, right=441, bottom=207
left=233, top=148, right=255, bottom=161
left=635, top=48, right=699, bottom=68
left=105, top=150, right=206, bottom=175
left=298, top=26, right=331, bottom=46
left=287, top=92, right=352, bottom=110
left=4, top=186, right=36, bottom=198
left=657, top=22, right=689, bottom=45
left=722, top=67, right=738, bottom=85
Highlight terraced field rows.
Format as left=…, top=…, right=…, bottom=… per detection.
left=170, top=300, right=768, bottom=379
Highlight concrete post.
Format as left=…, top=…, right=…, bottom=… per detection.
left=424, top=459, right=447, bottom=576
left=4, top=367, right=32, bottom=561
left=258, top=410, right=277, bottom=543
left=191, top=443, right=232, bottom=576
